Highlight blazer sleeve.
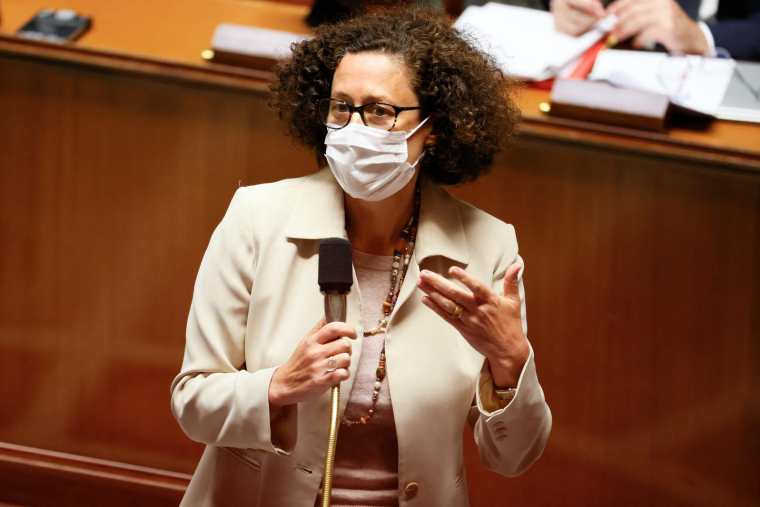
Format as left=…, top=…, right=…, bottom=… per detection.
left=170, top=187, right=296, bottom=456
left=708, top=14, right=760, bottom=61
left=466, top=226, right=552, bottom=477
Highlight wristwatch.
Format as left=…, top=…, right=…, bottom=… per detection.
left=494, top=386, right=517, bottom=401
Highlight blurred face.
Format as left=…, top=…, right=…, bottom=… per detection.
left=330, top=51, right=435, bottom=165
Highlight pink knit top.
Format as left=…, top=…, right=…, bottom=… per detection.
left=314, top=250, right=400, bottom=507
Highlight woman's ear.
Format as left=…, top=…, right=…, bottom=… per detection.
left=422, top=129, right=437, bottom=159
left=423, top=131, right=437, bottom=149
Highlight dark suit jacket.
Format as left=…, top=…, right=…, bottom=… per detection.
left=709, top=0, right=760, bottom=60
left=540, top=0, right=760, bottom=60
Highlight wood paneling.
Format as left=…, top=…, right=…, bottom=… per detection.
left=452, top=140, right=760, bottom=507
left=1, top=1, right=760, bottom=505
left=0, top=55, right=314, bottom=476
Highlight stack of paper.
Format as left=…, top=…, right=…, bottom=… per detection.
left=454, top=2, right=614, bottom=81
left=211, top=24, right=308, bottom=61
left=588, top=49, right=735, bottom=117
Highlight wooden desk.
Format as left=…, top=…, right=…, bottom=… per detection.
left=1, top=1, right=759, bottom=506
left=2, top=0, right=759, bottom=166
left=0, top=0, right=313, bottom=62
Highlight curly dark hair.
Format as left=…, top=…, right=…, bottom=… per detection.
left=269, top=5, right=521, bottom=186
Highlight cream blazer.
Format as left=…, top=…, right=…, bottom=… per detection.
left=171, top=167, right=551, bottom=507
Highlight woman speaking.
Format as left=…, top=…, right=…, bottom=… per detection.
left=171, top=6, right=551, bottom=506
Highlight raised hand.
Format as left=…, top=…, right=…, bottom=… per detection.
left=417, top=263, right=529, bottom=388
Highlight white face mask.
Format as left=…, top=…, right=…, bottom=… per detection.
left=324, top=117, right=430, bottom=202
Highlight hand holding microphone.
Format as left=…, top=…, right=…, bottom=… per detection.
left=268, top=318, right=356, bottom=409
left=264, top=238, right=351, bottom=506
left=268, top=238, right=354, bottom=412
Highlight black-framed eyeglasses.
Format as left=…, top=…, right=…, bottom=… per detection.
left=317, top=98, right=422, bottom=131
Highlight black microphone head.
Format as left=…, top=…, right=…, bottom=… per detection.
left=319, top=238, right=353, bottom=294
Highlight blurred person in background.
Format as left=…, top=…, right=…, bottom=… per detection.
left=548, top=0, right=760, bottom=60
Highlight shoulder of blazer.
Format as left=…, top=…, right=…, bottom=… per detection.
left=452, top=196, right=518, bottom=267
left=239, top=173, right=314, bottom=211
left=232, top=172, right=321, bottom=231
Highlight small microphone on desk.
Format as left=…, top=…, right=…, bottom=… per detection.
left=317, top=237, right=352, bottom=507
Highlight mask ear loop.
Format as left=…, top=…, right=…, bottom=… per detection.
left=404, top=116, right=430, bottom=140
left=406, top=116, right=432, bottom=168
left=409, top=151, right=425, bottom=168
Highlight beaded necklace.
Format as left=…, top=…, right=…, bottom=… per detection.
left=341, top=184, right=420, bottom=427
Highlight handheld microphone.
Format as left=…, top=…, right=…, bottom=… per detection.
left=319, top=237, right=353, bottom=323
left=318, top=238, right=352, bottom=507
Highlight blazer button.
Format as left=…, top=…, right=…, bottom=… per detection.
left=404, top=482, right=420, bottom=499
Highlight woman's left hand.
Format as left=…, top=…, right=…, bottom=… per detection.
left=417, top=264, right=530, bottom=388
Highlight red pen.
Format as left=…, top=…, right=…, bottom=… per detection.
left=568, top=33, right=617, bottom=80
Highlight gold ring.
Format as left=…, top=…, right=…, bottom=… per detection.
left=451, top=304, right=464, bottom=319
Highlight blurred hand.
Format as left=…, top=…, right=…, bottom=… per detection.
left=552, top=0, right=607, bottom=36
left=607, top=0, right=708, bottom=54
left=268, top=318, right=357, bottom=408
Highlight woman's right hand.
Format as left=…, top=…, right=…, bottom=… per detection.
left=551, top=0, right=607, bottom=36
left=268, top=318, right=357, bottom=409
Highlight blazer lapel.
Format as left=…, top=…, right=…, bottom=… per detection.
left=392, top=175, right=470, bottom=319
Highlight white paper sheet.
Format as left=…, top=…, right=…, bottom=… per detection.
left=211, top=23, right=308, bottom=60
left=454, top=3, right=614, bottom=81
left=588, top=49, right=735, bottom=117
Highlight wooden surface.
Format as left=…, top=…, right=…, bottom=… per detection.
left=1, top=0, right=759, bottom=168
left=0, top=0, right=760, bottom=170
left=0, top=442, right=190, bottom=507
left=0, top=0, right=313, bottom=62
left=1, top=1, right=759, bottom=506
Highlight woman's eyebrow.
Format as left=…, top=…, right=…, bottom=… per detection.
left=331, top=91, right=391, bottom=104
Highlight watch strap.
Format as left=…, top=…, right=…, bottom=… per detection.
left=494, top=386, right=517, bottom=401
